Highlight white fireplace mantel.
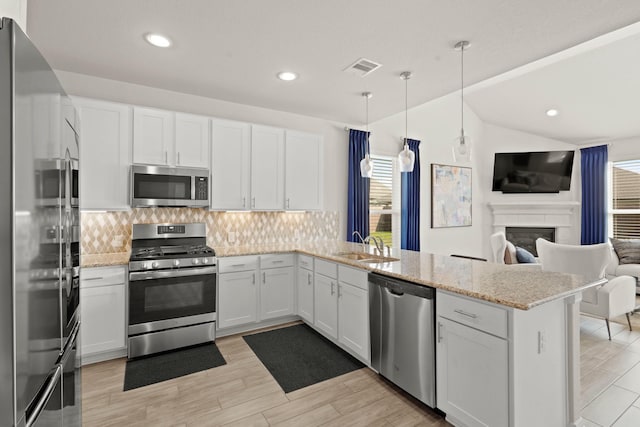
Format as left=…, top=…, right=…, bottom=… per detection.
left=488, top=201, right=581, bottom=244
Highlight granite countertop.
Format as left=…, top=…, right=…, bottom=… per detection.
left=82, top=240, right=603, bottom=310
left=217, top=240, right=604, bottom=311
left=81, top=252, right=130, bottom=268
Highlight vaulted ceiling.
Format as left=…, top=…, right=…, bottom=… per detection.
left=27, top=0, right=640, bottom=142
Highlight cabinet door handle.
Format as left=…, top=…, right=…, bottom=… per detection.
left=252, top=273, right=255, bottom=285
left=164, top=150, right=168, bottom=164
left=338, top=284, right=342, bottom=298
left=330, top=282, right=335, bottom=295
left=454, top=309, right=478, bottom=319
left=252, top=197, right=256, bottom=208
left=286, top=198, right=290, bottom=209
left=271, top=260, right=284, bottom=264
left=83, top=277, right=103, bottom=281
left=307, top=273, right=311, bottom=285
left=242, top=197, right=246, bottom=208
left=262, top=272, right=266, bottom=283
left=437, top=322, right=443, bottom=343
left=177, top=152, right=180, bottom=165
left=231, top=264, right=245, bottom=268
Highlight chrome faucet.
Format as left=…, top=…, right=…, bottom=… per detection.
left=352, top=231, right=366, bottom=251
left=364, top=235, right=385, bottom=256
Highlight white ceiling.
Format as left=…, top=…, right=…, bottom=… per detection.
left=26, top=0, right=640, bottom=136
left=465, top=24, right=640, bottom=144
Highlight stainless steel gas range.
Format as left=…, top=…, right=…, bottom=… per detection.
left=127, top=223, right=217, bottom=358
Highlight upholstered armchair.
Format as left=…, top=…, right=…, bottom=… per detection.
left=536, top=238, right=636, bottom=340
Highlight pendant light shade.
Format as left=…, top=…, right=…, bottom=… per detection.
left=453, top=41, right=471, bottom=162
left=398, top=71, right=414, bottom=172
left=360, top=92, right=374, bottom=178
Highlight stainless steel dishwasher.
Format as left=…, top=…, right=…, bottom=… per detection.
left=369, top=272, right=435, bottom=407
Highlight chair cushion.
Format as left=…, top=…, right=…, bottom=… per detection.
left=515, top=246, right=536, bottom=263
left=615, top=263, right=640, bottom=279
left=505, top=241, right=518, bottom=264
left=610, top=238, right=640, bottom=264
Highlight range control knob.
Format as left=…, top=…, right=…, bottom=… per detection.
left=143, top=262, right=151, bottom=270
left=152, top=261, right=159, bottom=269
left=202, top=258, right=209, bottom=264
left=192, top=258, right=200, bottom=265
left=173, top=260, right=180, bottom=267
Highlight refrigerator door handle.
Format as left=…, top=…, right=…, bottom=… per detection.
left=25, top=365, right=62, bottom=427
left=62, top=320, right=80, bottom=357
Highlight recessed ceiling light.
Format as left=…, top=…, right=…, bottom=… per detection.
left=277, top=71, right=298, bottom=81
left=144, top=33, right=171, bottom=48
left=546, top=109, right=559, bottom=117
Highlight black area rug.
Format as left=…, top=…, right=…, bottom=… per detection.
left=123, top=343, right=226, bottom=391
left=243, top=324, right=365, bottom=393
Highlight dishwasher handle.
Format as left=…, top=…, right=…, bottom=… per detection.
left=368, top=272, right=433, bottom=299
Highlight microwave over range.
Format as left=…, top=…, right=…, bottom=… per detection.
left=131, top=165, right=209, bottom=208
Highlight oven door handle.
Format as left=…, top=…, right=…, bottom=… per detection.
left=129, top=266, right=218, bottom=281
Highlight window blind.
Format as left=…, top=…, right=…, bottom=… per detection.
left=611, top=160, right=640, bottom=239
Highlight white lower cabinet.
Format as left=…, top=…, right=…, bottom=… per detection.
left=259, top=254, right=295, bottom=321
left=80, top=266, right=127, bottom=364
left=337, top=264, right=369, bottom=362
left=296, top=255, right=314, bottom=323
left=314, top=272, right=338, bottom=339
left=217, top=256, right=259, bottom=329
left=436, top=317, right=508, bottom=427
left=312, top=260, right=369, bottom=363
left=218, top=254, right=297, bottom=331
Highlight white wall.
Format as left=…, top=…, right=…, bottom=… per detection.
left=481, top=124, right=581, bottom=251
left=370, top=93, right=485, bottom=258
left=370, top=90, right=582, bottom=259
left=609, top=136, right=640, bottom=162
left=0, top=0, right=27, bottom=31
left=55, top=70, right=349, bottom=237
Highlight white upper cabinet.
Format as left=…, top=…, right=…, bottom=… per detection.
left=175, top=113, right=210, bottom=168
left=74, top=97, right=131, bottom=210
left=210, top=119, right=251, bottom=210
left=285, top=130, right=323, bottom=210
left=251, top=125, right=285, bottom=210
left=133, top=107, right=173, bottom=166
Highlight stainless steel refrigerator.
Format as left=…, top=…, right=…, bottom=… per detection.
left=0, top=17, right=81, bottom=427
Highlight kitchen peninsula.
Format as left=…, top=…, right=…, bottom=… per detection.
left=83, top=241, right=600, bottom=427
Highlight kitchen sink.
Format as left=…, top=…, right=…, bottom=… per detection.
left=333, top=252, right=399, bottom=263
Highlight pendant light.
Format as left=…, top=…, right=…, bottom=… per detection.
left=398, top=71, right=415, bottom=172
left=453, top=40, right=471, bottom=162
left=360, top=92, right=374, bottom=178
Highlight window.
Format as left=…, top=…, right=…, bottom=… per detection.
left=609, top=160, right=640, bottom=239
left=369, top=155, right=400, bottom=248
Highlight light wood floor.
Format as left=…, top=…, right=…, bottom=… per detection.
left=82, top=305, right=640, bottom=427
left=82, top=322, right=449, bottom=427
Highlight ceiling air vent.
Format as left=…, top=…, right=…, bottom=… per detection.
left=344, top=58, right=382, bottom=77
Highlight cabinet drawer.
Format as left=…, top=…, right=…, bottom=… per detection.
left=218, top=255, right=259, bottom=273
left=298, top=254, right=313, bottom=271
left=338, top=265, right=368, bottom=290
left=261, top=253, right=294, bottom=269
left=81, top=266, right=126, bottom=288
left=437, top=291, right=508, bottom=338
left=315, top=258, right=337, bottom=279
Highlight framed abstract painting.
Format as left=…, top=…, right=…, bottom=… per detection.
left=431, top=164, right=472, bottom=228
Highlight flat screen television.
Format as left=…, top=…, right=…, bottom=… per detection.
left=492, top=150, right=575, bottom=193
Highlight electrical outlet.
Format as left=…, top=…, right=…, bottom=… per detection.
left=227, top=231, right=236, bottom=243
left=111, top=235, right=124, bottom=248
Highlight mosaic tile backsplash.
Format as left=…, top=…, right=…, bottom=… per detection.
left=81, top=209, right=340, bottom=255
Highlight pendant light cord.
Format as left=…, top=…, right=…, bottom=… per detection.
left=400, top=71, right=411, bottom=149
left=365, top=94, right=369, bottom=154
left=460, top=43, right=464, bottom=137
